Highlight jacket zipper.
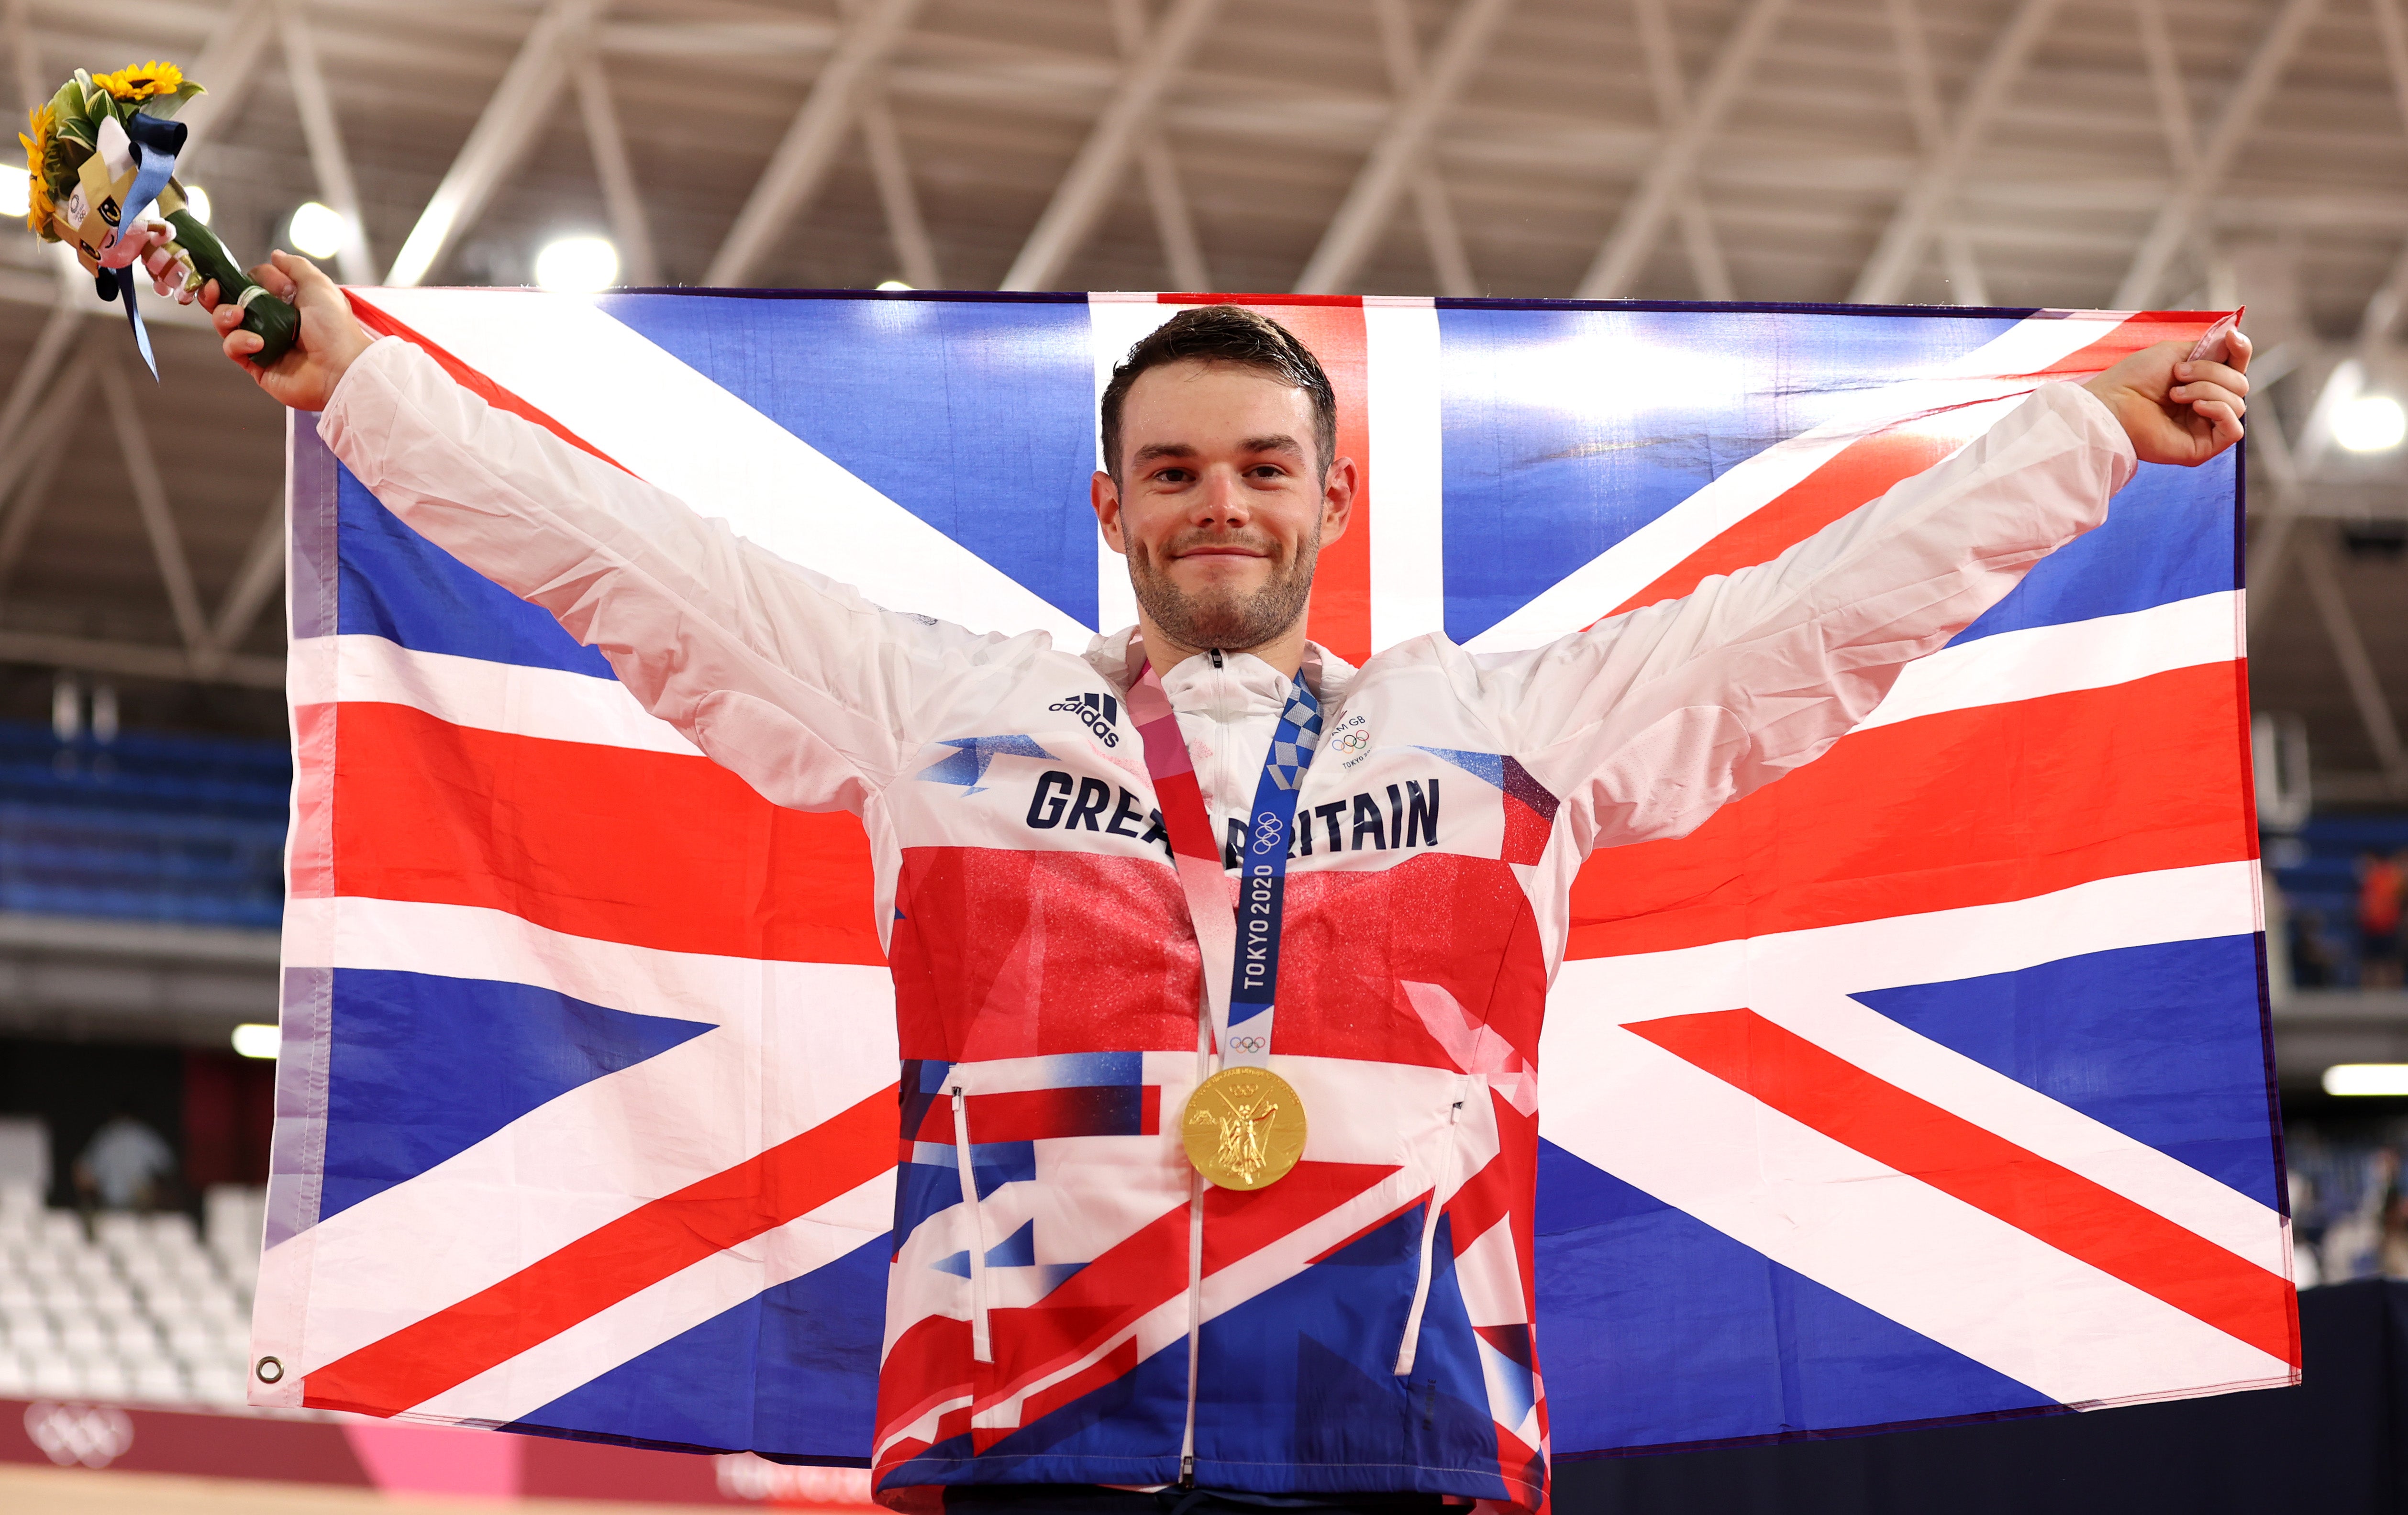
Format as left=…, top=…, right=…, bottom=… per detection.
left=1393, top=1089, right=1467, bottom=1377
left=950, top=1084, right=993, bottom=1364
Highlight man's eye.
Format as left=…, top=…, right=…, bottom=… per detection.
left=1155, top=468, right=1192, bottom=484
left=1248, top=465, right=1285, bottom=479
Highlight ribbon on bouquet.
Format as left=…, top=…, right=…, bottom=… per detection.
left=92, top=111, right=187, bottom=379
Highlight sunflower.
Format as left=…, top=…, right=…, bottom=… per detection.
left=92, top=60, right=182, bottom=102
left=19, top=101, right=55, bottom=238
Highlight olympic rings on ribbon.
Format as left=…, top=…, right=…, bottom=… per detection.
left=1252, top=811, right=1285, bottom=853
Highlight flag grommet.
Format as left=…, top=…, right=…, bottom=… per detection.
left=255, top=1356, right=284, bottom=1384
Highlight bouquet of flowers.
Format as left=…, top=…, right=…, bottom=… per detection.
left=24, top=62, right=298, bottom=372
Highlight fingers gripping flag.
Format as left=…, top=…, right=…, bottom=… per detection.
left=262, top=289, right=2291, bottom=1464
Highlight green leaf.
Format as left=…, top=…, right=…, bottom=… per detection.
left=134, top=78, right=210, bottom=122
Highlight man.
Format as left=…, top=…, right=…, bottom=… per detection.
left=201, top=253, right=2245, bottom=1514
left=75, top=1108, right=178, bottom=1213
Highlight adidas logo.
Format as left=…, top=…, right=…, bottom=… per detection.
left=1048, top=692, right=1121, bottom=747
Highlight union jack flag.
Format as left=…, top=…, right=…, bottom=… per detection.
left=258, top=289, right=2291, bottom=1466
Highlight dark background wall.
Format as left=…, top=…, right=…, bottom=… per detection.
left=1558, top=1280, right=2408, bottom=1515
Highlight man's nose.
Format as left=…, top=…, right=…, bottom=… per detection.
left=1191, top=466, right=1252, bottom=523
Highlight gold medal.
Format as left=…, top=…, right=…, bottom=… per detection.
left=1181, top=1066, right=1307, bottom=1190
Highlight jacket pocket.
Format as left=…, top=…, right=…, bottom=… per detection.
left=1393, top=1081, right=1470, bottom=1377
left=950, top=1082, right=993, bottom=1363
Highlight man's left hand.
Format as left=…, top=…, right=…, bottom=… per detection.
left=2082, top=330, right=2252, bottom=467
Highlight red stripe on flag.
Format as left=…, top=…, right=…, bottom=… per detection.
left=346, top=293, right=628, bottom=474
left=1609, top=429, right=1973, bottom=616
left=1566, top=662, right=2255, bottom=960
left=966, top=1161, right=1400, bottom=1425
left=1605, top=311, right=2232, bottom=617
left=1160, top=296, right=1372, bottom=665
left=303, top=1083, right=900, bottom=1417
left=1627, top=1008, right=2297, bottom=1366
left=2015, top=310, right=2229, bottom=382
left=331, top=701, right=886, bottom=964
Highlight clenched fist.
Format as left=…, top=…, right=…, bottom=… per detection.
left=2082, top=329, right=2252, bottom=468
left=200, top=250, right=374, bottom=412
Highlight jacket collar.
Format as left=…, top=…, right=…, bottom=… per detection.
left=1086, top=626, right=1358, bottom=708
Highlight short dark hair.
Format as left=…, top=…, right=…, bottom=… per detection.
left=1098, top=306, right=1338, bottom=482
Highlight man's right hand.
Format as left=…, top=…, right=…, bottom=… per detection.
left=200, top=250, right=374, bottom=412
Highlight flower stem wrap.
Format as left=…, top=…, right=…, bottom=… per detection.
left=163, top=206, right=298, bottom=366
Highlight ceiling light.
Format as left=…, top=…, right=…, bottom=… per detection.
left=2332, top=394, right=2407, bottom=454
left=2322, top=1063, right=2408, bottom=1096
left=0, top=164, right=27, bottom=220
left=534, top=235, right=619, bottom=293
left=182, top=185, right=211, bottom=224
left=877, top=279, right=912, bottom=291
left=288, top=200, right=348, bottom=259
left=231, top=1023, right=280, bottom=1060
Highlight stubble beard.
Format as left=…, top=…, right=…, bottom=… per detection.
left=1127, top=525, right=1321, bottom=655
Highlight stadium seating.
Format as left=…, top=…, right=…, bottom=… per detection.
left=0, top=1179, right=262, bottom=1406
left=0, top=719, right=289, bottom=929
left=2270, top=812, right=2408, bottom=986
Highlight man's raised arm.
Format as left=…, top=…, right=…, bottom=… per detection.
left=207, top=254, right=1016, bottom=812
left=1471, top=335, right=2251, bottom=856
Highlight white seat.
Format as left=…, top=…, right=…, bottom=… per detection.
left=56, top=1320, right=108, bottom=1354
left=109, top=1316, right=162, bottom=1350
left=189, top=1370, right=247, bottom=1407
left=127, top=1362, right=186, bottom=1404
left=0, top=1356, right=30, bottom=1396
left=7, top=1318, right=59, bottom=1356
left=142, top=1213, right=201, bottom=1247
left=75, top=1361, right=132, bottom=1401
left=24, top=1355, right=78, bottom=1397
left=86, top=1283, right=137, bottom=1316
left=163, top=1318, right=219, bottom=1352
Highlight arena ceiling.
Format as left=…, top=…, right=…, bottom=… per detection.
left=6, top=0, right=2408, bottom=799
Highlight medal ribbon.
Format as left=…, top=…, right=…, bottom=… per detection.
left=1127, top=657, right=1323, bottom=1071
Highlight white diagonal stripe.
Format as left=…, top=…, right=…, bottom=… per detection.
left=261, top=897, right=895, bottom=1374
left=1859, top=591, right=2239, bottom=733
left=1545, top=861, right=2280, bottom=1276
left=402, top=1171, right=893, bottom=1423
left=1468, top=311, right=2138, bottom=651
left=1543, top=1024, right=2290, bottom=1407
left=355, top=287, right=1092, bottom=643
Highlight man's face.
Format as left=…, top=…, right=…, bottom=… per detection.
left=1091, top=360, right=1355, bottom=654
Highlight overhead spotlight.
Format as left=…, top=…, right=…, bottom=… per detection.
left=0, top=164, right=26, bottom=219
left=876, top=279, right=913, bottom=291
left=2332, top=394, right=2408, bottom=454
left=2323, top=1063, right=2408, bottom=1096
left=533, top=235, right=619, bottom=293
left=182, top=185, right=212, bottom=224
left=287, top=200, right=348, bottom=259
left=231, top=1023, right=281, bottom=1060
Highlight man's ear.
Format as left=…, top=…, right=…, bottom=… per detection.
left=1091, top=469, right=1129, bottom=556
left=1319, top=455, right=1359, bottom=546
